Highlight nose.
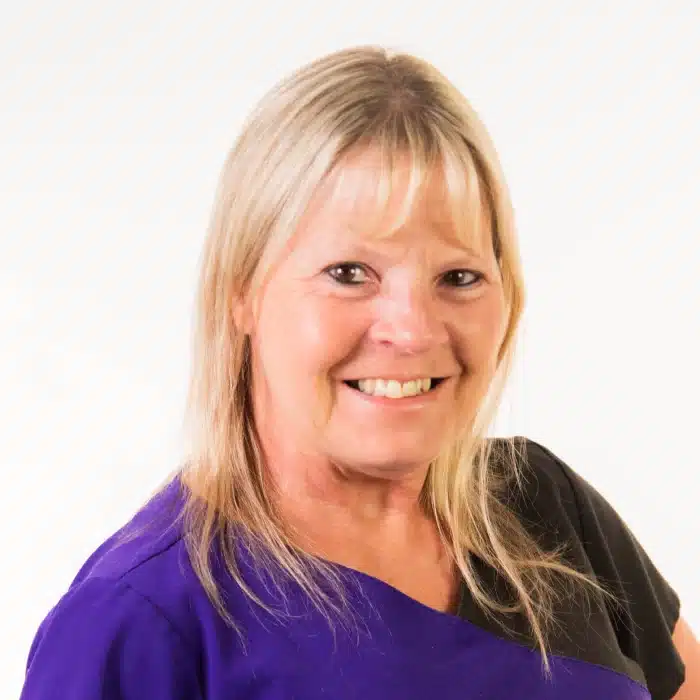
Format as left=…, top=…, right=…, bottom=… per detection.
left=370, top=286, right=449, bottom=354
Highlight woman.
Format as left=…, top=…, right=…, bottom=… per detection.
left=20, top=46, right=698, bottom=699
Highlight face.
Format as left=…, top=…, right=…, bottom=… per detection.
left=244, top=149, right=507, bottom=482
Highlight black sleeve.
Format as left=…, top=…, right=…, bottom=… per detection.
left=526, top=439, right=685, bottom=700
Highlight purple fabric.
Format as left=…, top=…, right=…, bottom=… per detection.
left=21, top=481, right=651, bottom=699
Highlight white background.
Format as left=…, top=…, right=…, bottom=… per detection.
left=1, top=1, right=698, bottom=696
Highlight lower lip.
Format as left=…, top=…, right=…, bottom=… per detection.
left=340, top=380, right=448, bottom=408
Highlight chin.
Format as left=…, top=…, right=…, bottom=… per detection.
left=334, top=441, right=441, bottom=478
left=323, top=409, right=452, bottom=475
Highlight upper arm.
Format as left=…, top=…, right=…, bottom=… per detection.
left=672, top=617, right=700, bottom=700
left=20, top=577, right=203, bottom=699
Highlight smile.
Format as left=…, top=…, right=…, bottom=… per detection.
left=343, top=377, right=447, bottom=399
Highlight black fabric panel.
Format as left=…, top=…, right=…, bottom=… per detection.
left=455, top=437, right=685, bottom=699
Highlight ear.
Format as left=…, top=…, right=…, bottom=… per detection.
left=232, top=295, right=254, bottom=334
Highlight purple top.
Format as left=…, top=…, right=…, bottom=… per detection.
left=21, top=440, right=683, bottom=698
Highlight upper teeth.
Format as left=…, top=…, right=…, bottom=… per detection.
left=356, top=378, right=432, bottom=398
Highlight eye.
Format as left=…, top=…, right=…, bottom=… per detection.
left=441, top=269, right=483, bottom=288
left=325, top=262, right=371, bottom=286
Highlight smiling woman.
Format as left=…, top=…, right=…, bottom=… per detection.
left=19, top=45, right=696, bottom=699
left=245, top=149, right=506, bottom=479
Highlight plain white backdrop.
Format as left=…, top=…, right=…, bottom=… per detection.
left=1, top=1, right=698, bottom=696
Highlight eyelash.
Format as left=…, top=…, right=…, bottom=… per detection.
left=324, top=263, right=484, bottom=288
left=325, top=263, right=371, bottom=285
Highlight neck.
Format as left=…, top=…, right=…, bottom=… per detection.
left=268, top=451, right=430, bottom=520
left=265, top=454, right=440, bottom=566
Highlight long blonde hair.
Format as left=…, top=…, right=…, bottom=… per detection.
left=181, top=45, right=604, bottom=672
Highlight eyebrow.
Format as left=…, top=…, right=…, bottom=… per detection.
left=332, top=238, right=489, bottom=263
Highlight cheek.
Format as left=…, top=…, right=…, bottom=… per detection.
left=454, top=296, right=507, bottom=369
left=445, top=299, right=506, bottom=435
left=257, top=292, right=366, bottom=381
left=254, top=293, right=369, bottom=434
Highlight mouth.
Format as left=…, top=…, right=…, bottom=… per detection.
left=343, top=377, right=448, bottom=400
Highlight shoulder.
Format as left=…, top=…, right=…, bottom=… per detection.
left=486, top=436, right=585, bottom=550
left=22, top=478, right=206, bottom=698
left=74, top=478, right=187, bottom=579
left=488, top=434, right=681, bottom=605
left=488, top=435, right=581, bottom=505
left=69, top=478, right=198, bottom=626
left=487, top=436, right=685, bottom=700
left=488, top=435, right=646, bottom=553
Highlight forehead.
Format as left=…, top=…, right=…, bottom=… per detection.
left=299, top=148, right=492, bottom=255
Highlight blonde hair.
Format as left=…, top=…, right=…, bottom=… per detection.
left=181, top=45, right=606, bottom=672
